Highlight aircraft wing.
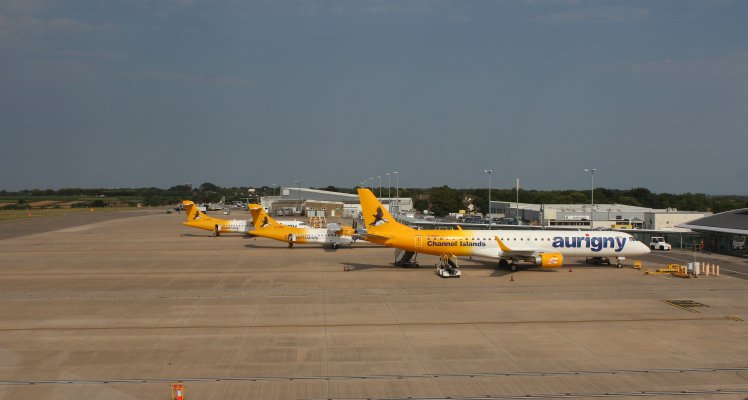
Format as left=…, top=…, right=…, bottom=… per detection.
left=494, top=236, right=543, bottom=257
left=360, top=232, right=392, bottom=242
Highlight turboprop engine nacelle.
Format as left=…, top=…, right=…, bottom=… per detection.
left=338, top=226, right=356, bottom=236
left=533, top=253, right=563, bottom=268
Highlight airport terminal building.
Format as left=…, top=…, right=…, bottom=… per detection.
left=489, top=201, right=709, bottom=231
left=678, top=208, right=748, bottom=257
left=261, top=187, right=413, bottom=219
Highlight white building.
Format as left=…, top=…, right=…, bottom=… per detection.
left=490, top=201, right=709, bottom=230
left=261, top=187, right=413, bottom=218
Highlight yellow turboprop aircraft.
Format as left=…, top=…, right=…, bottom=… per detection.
left=248, top=204, right=356, bottom=248
left=181, top=200, right=251, bottom=236
left=357, top=188, right=650, bottom=277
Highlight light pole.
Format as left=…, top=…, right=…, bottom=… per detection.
left=369, top=177, right=374, bottom=191
left=377, top=176, right=381, bottom=199
left=584, top=168, right=596, bottom=229
left=393, top=171, right=399, bottom=215
left=272, top=183, right=277, bottom=197
left=386, top=173, right=391, bottom=209
left=516, top=178, right=520, bottom=225
left=294, top=179, right=302, bottom=216
left=483, top=169, right=493, bottom=229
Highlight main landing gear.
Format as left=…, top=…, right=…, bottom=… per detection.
left=436, top=255, right=461, bottom=278
left=498, top=259, right=518, bottom=272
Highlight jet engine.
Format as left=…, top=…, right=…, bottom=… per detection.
left=532, top=253, right=563, bottom=268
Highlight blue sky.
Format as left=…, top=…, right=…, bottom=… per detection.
left=1, top=0, right=747, bottom=194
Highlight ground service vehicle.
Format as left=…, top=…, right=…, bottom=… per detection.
left=649, top=236, right=672, bottom=251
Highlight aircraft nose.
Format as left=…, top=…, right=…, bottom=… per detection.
left=641, top=242, right=651, bottom=254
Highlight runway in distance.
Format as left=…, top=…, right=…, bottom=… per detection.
left=182, top=200, right=251, bottom=236
left=357, top=188, right=651, bottom=274
left=248, top=204, right=356, bottom=248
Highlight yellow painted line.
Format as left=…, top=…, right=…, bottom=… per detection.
left=726, top=315, right=744, bottom=322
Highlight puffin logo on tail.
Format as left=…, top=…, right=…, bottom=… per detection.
left=370, top=207, right=389, bottom=226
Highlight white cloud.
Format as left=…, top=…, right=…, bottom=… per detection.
left=536, top=6, right=649, bottom=23
left=297, top=0, right=455, bottom=20
left=50, top=50, right=129, bottom=60
left=0, top=0, right=56, bottom=16
left=518, top=0, right=583, bottom=6
left=632, top=51, right=748, bottom=86
left=0, top=13, right=114, bottom=47
left=125, top=70, right=257, bottom=87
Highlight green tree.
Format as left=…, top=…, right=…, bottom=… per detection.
left=199, top=182, right=220, bottom=192
left=413, top=199, right=429, bottom=212
left=569, top=192, right=588, bottom=204
left=616, top=196, right=642, bottom=206
left=429, top=186, right=462, bottom=217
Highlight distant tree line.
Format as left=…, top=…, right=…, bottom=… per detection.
left=0, top=183, right=265, bottom=208
left=1, top=184, right=746, bottom=214
left=402, top=186, right=748, bottom=217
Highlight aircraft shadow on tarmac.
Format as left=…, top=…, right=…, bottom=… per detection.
left=242, top=243, right=382, bottom=251
left=180, top=233, right=248, bottom=238
left=338, top=262, right=418, bottom=271
left=466, top=258, right=571, bottom=277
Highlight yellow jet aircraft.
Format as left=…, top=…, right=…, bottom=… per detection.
left=248, top=204, right=356, bottom=248
left=181, top=200, right=251, bottom=236
left=357, top=188, right=650, bottom=277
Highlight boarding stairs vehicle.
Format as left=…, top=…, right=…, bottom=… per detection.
left=436, top=255, right=461, bottom=278
left=394, top=248, right=419, bottom=267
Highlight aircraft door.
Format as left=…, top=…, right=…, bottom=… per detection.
left=415, top=236, right=423, bottom=248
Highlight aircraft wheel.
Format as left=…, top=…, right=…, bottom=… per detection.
left=509, top=263, right=518, bottom=272
left=498, top=259, right=509, bottom=270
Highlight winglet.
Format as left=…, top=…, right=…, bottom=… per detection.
left=495, top=236, right=512, bottom=252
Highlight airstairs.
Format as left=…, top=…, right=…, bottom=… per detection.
left=394, top=248, right=418, bottom=268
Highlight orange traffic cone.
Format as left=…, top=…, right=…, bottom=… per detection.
left=568, top=266, right=573, bottom=272
left=510, top=274, right=514, bottom=281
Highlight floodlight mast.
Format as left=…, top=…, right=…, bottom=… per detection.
left=584, top=168, right=597, bottom=228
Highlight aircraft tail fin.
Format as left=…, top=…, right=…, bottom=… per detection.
left=357, top=188, right=409, bottom=234
left=249, top=204, right=282, bottom=229
left=182, top=200, right=208, bottom=222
